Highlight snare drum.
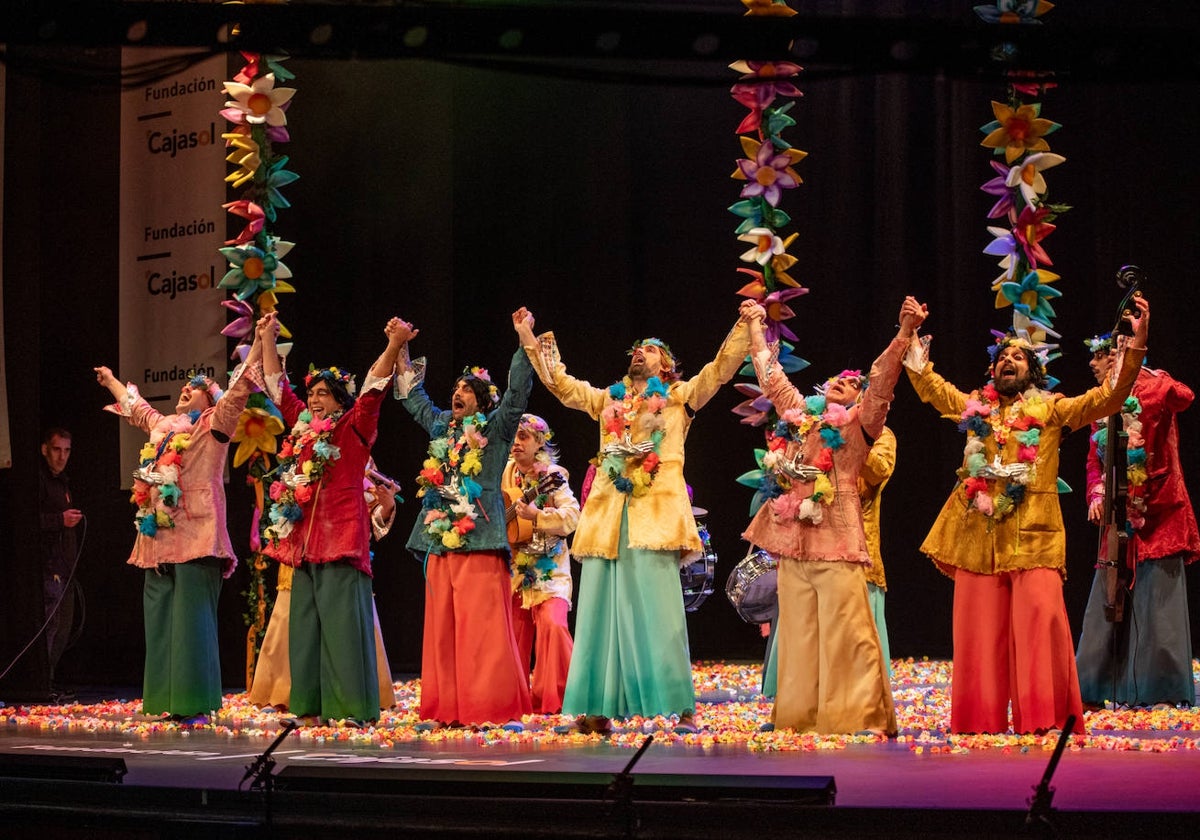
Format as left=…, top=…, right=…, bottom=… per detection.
left=679, top=520, right=716, bottom=612
left=725, top=548, right=779, bottom=623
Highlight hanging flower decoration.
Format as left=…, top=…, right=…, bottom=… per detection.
left=728, top=1, right=811, bottom=508
left=956, top=1, right=1070, bottom=523
left=973, top=1, right=1055, bottom=25
left=219, top=47, right=302, bottom=679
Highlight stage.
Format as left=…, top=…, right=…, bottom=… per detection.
left=2, top=660, right=1198, bottom=838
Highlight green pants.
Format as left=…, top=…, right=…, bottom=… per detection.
left=289, top=560, right=379, bottom=721
left=142, top=558, right=223, bottom=717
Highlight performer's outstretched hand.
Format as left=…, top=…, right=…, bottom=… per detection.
left=386, top=317, right=418, bottom=346
left=513, top=307, right=536, bottom=344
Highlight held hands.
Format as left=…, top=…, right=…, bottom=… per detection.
left=255, top=311, right=280, bottom=344
left=739, top=299, right=766, bottom=324
left=385, top=317, right=418, bottom=346
left=512, top=307, right=536, bottom=343
left=898, top=297, right=928, bottom=337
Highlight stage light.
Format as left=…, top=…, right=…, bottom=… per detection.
left=309, top=23, right=334, bottom=47
left=692, top=33, right=720, bottom=57
left=595, top=31, right=621, bottom=53
left=126, top=19, right=148, bottom=44
left=403, top=26, right=428, bottom=49
left=0, top=754, right=128, bottom=784
left=498, top=28, right=523, bottom=51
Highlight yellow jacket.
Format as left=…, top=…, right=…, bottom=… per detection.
left=908, top=346, right=1145, bottom=579
left=525, top=322, right=749, bottom=560
left=859, top=426, right=897, bottom=590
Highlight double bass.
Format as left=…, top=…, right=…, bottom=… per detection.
left=1098, top=265, right=1145, bottom=623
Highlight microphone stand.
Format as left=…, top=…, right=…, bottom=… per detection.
left=606, top=734, right=654, bottom=838
left=241, top=718, right=298, bottom=835
left=1025, top=714, right=1076, bottom=836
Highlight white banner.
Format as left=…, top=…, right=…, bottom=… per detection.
left=117, top=49, right=228, bottom=486
left=0, top=56, right=10, bottom=470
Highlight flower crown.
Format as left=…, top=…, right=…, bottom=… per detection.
left=818, top=369, right=867, bottom=393
left=628, top=338, right=675, bottom=366
left=1084, top=333, right=1113, bottom=354
left=187, top=372, right=224, bottom=403
left=519, top=413, right=553, bottom=440
left=461, top=366, right=500, bottom=405
left=305, top=365, right=357, bottom=396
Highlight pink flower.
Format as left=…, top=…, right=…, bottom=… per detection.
left=771, top=493, right=801, bottom=520
left=822, top=403, right=850, bottom=427
left=973, top=493, right=995, bottom=516
left=269, top=481, right=285, bottom=501
left=423, top=509, right=448, bottom=525
left=1017, top=445, right=1038, bottom=462
left=963, top=398, right=991, bottom=418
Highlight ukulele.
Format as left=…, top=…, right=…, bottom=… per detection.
left=505, top=471, right=565, bottom=545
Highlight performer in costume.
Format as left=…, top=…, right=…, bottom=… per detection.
left=761, top=424, right=898, bottom=698
left=516, top=305, right=752, bottom=734
left=1076, top=333, right=1198, bottom=708
left=744, top=298, right=923, bottom=735
left=904, top=295, right=1150, bottom=734
left=503, top=414, right=580, bottom=714
left=248, top=460, right=400, bottom=711
left=260, top=313, right=407, bottom=726
left=94, top=324, right=266, bottom=723
left=860, top=425, right=898, bottom=676
left=396, top=310, right=535, bottom=730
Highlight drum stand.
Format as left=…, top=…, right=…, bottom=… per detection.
left=605, top=734, right=654, bottom=837
left=241, top=718, right=298, bottom=836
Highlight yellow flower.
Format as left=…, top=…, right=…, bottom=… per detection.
left=441, top=530, right=462, bottom=549
left=140, top=442, right=157, bottom=461
left=461, top=449, right=482, bottom=476
left=812, top=474, right=835, bottom=502
left=155, top=510, right=172, bottom=527
left=1022, top=395, right=1051, bottom=424
left=1128, top=465, right=1148, bottom=486
left=423, top=456, right=442, bottom=472
left=232, top=407, right=284, bottom=468
left=173, top=433, right=193, bottom=451
left=302, top=459, right=314, bottom=476
left=981, top=101, right=1058, bottom=164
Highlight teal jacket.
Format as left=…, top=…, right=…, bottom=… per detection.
left=403, top=347, right=532, bottom=558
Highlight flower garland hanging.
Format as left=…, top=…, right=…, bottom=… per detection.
left=599, top=377, right=668, bottom=497
left=262, top=410, right=341, bottom=545
left=416, top=413, right=489, bottom=549
left=726, top=0, right=814, bottom=516
left=131, top=424, right=195, bottom=537
left=956, top=383, right=1050, bottom=519
left=218, top=44, right=301, bottom=676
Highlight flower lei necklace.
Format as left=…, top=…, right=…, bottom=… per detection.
left=263, top=409, right=341, bottom=545
left=957, top=384, right=1048, bottom=520
left=598, top=377, right=668, bottom=496
left=416, top=412, right=488, bottom=549
left=761, top=393, right=847, bottom=524
left=131, top=416, right=197, bottom=537
left=1093, top=395, right=1148, bottom=530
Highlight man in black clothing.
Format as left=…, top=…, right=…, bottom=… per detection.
left=38, top=428, right=82, bottom=693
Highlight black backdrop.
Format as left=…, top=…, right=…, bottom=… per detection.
left=3, top=1, right=1199, bottom=693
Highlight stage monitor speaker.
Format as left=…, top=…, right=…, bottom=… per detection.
left=0, top=753, right=128, bottom=783
left=277, top=766, right=835, bottom=806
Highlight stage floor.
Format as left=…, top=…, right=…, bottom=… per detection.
left=3, top=660, right=1199, bottom=837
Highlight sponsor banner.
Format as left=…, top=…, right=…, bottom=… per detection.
left=118, top=49, right=228, bottom=485
left=0, top=58, right=10, bottom=469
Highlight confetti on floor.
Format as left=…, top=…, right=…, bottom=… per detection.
left=3, top=659, right=1198, bottom=754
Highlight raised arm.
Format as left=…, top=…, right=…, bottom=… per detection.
left=94, top=365, right=129, bottom=404
left=859, top=296, right=927, bottom=437
left=370, top=317, right=416, bottom=380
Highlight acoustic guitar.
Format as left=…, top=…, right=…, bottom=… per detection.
left=505, top=471, right=565, bottom=545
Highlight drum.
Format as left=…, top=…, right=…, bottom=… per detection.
left=679, top=520, right=716, bottom=612
left=724, top=548, right=779, bottom=623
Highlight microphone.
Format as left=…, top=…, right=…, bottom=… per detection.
left=240, top=718, right=298, bottom=788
